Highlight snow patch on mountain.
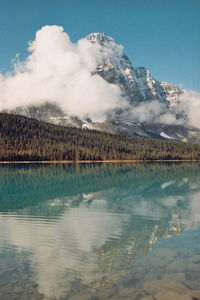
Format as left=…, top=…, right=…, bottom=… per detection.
left=160, top=132, right=175, bottom=140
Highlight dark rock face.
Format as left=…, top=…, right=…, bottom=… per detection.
left=87, top=33, right=182, bottom=107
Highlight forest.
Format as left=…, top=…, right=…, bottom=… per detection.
left=0, top=113, right=200, bottom=161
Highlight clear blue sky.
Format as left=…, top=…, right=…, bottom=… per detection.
left=0, top=0, right=199, bottom=91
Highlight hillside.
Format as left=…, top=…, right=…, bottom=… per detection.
left=0, top=113, right=200, bottom=161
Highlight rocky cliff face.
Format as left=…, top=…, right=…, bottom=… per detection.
left=87, top=33, right=182, bottom=107
left=9, top=32, right=200, bottom=143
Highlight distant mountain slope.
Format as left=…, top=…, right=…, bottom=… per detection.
left=92, top=120, right=200, bottom=143
left=0, top=113, right=200, bottom=161
left=11, top=103, right=200, bottom=143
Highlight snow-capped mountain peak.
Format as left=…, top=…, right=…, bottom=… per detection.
left=86, top=33, right=182, bottom=107
left=87, top=32, right=116, bottom=46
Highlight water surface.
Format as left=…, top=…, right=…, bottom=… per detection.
left=0, top=163, right=200, bottom=299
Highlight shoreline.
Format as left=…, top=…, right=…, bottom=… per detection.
left=0, top=160, right=200, bottom=164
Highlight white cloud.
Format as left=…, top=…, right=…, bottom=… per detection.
left=122, top=100, right=183, bottom=125
left=178, top=90, right=200, bottom=128
left=0, top=25, right=124, bottom=121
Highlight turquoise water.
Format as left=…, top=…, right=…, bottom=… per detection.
left=0, top=162, right=200, bottom=300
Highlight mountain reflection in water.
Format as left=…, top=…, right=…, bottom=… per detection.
left=0, top=162, right=200, bottom=299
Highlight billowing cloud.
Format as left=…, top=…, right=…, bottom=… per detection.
left=124, top=100, right=182, bottom=125
left=177, top=90, right=200, bottom=128
left=0, top=25, right=124, bottom=121
left=123, top=90, right=200, bottom=128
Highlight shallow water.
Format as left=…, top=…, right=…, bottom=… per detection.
left=0, top=162, right=200, bottom=299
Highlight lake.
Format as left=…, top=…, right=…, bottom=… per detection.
left=0, top=162, right=200, bottom=300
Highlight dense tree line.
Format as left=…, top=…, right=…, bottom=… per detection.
left=0, top=113, right=200, bottom=161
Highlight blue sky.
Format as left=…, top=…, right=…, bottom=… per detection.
left=0, top=0, right=199, bottom=92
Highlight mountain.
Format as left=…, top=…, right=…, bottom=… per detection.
left=87, top=33, right=181, bottom=107
left=8, top=32, right=200, bottom=143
